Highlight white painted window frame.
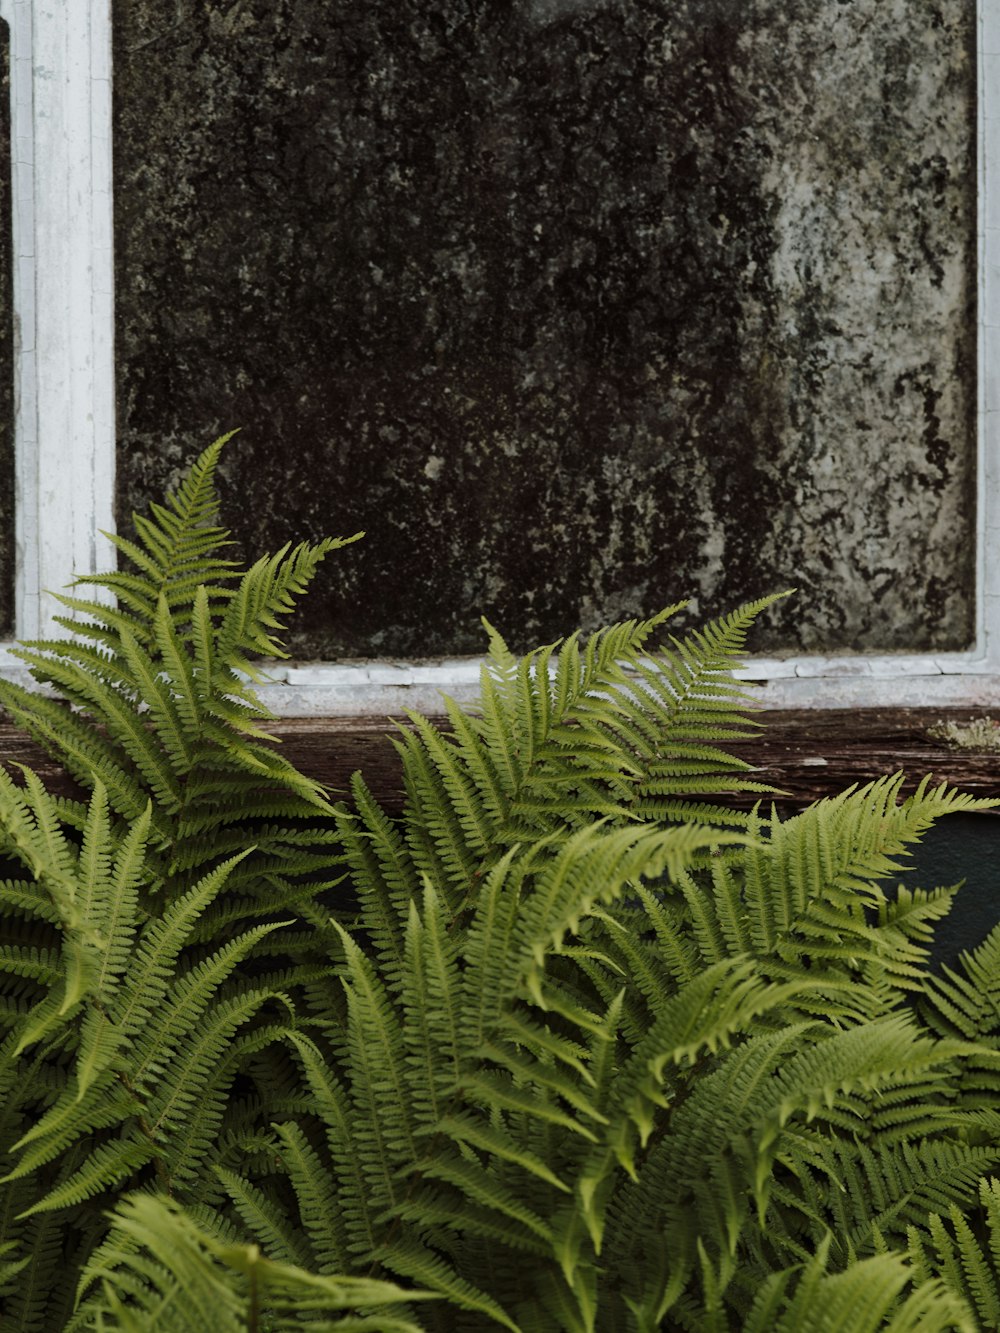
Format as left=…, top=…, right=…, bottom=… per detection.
left=0, top=0, right=997, bottom=715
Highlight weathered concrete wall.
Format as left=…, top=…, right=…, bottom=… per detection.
left=112, top=0, right=977, bottom=658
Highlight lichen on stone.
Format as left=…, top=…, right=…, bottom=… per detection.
left=111, top=0, right=977, bottom=659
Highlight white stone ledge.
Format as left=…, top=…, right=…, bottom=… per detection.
left=250, top=672, right=1000, bottom=717
left=253, top=656, right=1000, bottom=716
left=283, top=661, right=484, bottom=688
left=0, top=648, right=997, bottom=716
left=741, top=655, right=987, bottom=680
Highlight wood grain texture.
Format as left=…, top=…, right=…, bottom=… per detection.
left=0, top=723, right=87, bottom=799
left=264, top=709, right=1000, bottom=812
left=5, top=709, right=998, bottom=813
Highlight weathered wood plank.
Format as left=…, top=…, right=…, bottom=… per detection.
left=4, top=710, right=998, bottom=812
left=262, top=709, right=1000, bottom=812
left=0, top=723, right=85, bottom=798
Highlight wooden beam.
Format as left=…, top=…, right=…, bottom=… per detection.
left=262, top=709, right=1000, bottom=812
left=5, top=709, right=999, bottom=812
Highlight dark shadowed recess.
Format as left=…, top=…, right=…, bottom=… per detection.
left=0, top=20, right=14, bottom=639
left=112, top=0, right=976, bottom=659
left=904, top=816, right=1000, bottom=971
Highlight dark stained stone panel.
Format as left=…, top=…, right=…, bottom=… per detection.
left=112, top=0, right=977, bottom=658
left=0, top=20, right=14, bottom=640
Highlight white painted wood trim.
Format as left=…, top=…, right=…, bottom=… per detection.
left=0, top=1, right=992, bottom=714
left=0, top=0, right=115, bottom=641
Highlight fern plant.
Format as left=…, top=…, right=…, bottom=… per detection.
left=0, top=757, right=324, bottom=1327
left=69, top=1193, right=431, bottom=1332
left=0, top=438, right=367, bottom=1328
left=907, top=1176, right=1000, bottom=1330
left=233, top=694, right=997, bottom=1329
left=0, top=432, right=361, bottom=920
left=740, top=1238, right=971, bottom=1333
left=1, top=436, right=1000, bottom=1330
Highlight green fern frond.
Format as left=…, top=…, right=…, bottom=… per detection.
left=216, top=538, right=361, bottom=672
left=214, top=1165, right=314, bottom=1268
left=375, top=597, right=782, bottom=925
left=742, top=1237, right=972, bottom=1333
left=101, top=430, right=241, bottom=632
left=109, top=851, right=253, bottom=1040
left=743, top=774, right=985, bottom=960
left=0, top=1209, right=73, bottom=1333
left=907, top=1175, right=1000, bottom=1331
left=0, top=434, right=360, bottom=910
left=921, top=923, right=1000, bottom=1044
left=72, top=1192, right=431, bottom=1332
left=378, top=1236, right=517, bottom=1331
left=272, top=1120, right=351, bottom=1274
left=17, top=1140, right=155, bottom=1218
left=284, top=1032, right=383, bottom=1260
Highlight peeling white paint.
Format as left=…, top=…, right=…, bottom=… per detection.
left=0, top=0, right=116, bottom=640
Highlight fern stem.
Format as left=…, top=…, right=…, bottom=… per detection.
left=248, top=1249, right=260, bottom=1333
left=118, top=1071, right=173, bottom=1195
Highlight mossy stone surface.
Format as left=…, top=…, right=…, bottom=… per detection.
left=113, top=0, right=976, bottom=658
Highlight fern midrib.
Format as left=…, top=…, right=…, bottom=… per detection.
left=441, top=652, right=757, bottom=935
left=117, top=1067, right=174, bottom=1196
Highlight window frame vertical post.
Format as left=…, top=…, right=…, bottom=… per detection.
left=1, top=0, right=115, bottom=643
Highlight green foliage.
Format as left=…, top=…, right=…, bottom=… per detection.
left=741, top=1238, right=971, bottom=1333
left=0, top=438, right=366, bottom=1329
left=0, top=431, right=362, bottom=912
left=907, top=1177, right=1000, bottom=1330
left=0, top=437, right=999, bottom=1329
left=69, top=1193, right=431, bottom=1332
left=260, top=761, right=997, bottom=1331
